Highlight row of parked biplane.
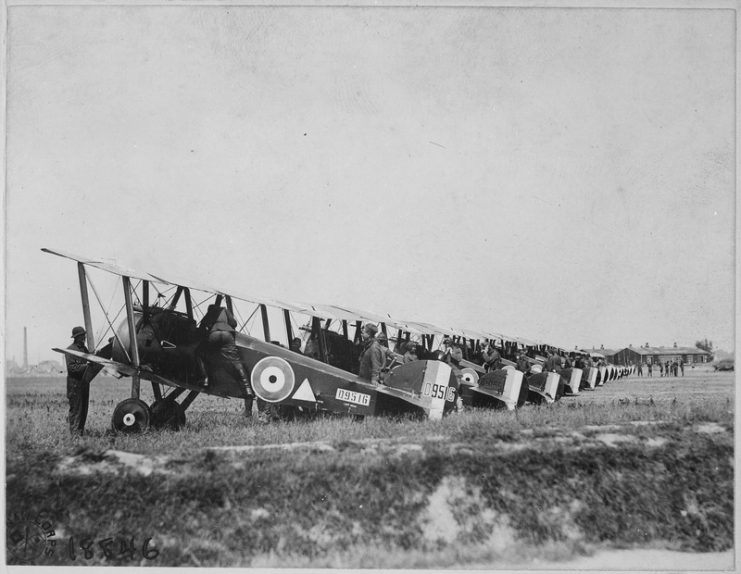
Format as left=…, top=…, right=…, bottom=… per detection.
left=44, top=248, right=633, bottom=432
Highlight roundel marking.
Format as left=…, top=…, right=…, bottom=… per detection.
left=460, top=367, right=479, bottom=385
left=251, top=356, right=296, bottom=403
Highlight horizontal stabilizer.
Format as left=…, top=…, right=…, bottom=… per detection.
left=470, top=386, right=516, bottom=410
left=374, top=384, right=429, bottom=410
left=472, top=368, right=522, bottom=410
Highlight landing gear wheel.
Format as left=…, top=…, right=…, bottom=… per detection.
left=150, top=399, right=186, bottom=430
left=112, top=398, right=151, bottom=433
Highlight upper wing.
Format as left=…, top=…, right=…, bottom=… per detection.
left=42, top=247, right=307, bottom=313
left=42, top=248, right=163, bottom=283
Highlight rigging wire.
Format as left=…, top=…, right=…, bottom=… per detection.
left=85, top=274, right=131, bottom=363
left=238, top=304, right=260, bottom=334
left=192, top=293, right=214, bottom=319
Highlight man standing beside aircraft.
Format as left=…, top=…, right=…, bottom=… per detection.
left=544, top=350, right=562, bottom=373
left=65, top=326, right=90, bottom=436
left=448, top=345, right=466, bottom=413
left=516, top=348, right=530, bottom=373
left=358, top=324, right=384, bottom=384
left=201, top=304, right=256, bottom=419
left=376, top=332, right=397, bottom=368
left=482, top=342, right=502, bottom=372
left=402, top=342, right=418, bottom=364
left=437, top=336, right=453, bottom=363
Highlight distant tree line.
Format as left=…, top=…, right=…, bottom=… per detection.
left=695, top=338, right=713, bottom=357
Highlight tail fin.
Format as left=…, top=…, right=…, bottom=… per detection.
left=527, top=372, right=556, bottom=403
left=581, top=366, right=597, bottom=389
left=568, top=368, right=582, bottom=394
left=545, top=372, right=560, bottom=400
left=474, top=367, right=523, bottom=410
left=382, top=360, right=457, bottom=419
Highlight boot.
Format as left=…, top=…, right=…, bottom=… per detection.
left=243, top=396, right=254, bottom=418
left=195, top=356, right=209, bottom=387
left=235, top=363, right=252, bottom=395
left=256, top=398, right=272, bottom=424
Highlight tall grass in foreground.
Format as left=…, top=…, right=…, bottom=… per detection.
left=6, top=374, right=734, bottom=457
left=5, top=374, right=734, bottom=567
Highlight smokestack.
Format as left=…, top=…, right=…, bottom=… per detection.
left=23, top=327, right=28, bottom=370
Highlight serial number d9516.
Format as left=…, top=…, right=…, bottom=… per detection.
left=422, top=383, right=455, bottom=402
left=335, top=388, right=371, bottom=406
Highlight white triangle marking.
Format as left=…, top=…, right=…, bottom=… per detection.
left=292, top=378, right=316, bottom=402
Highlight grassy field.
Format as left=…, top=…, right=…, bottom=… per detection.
left=5, top=369, right=734, bottom=567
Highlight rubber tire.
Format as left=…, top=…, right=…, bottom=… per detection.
left=112, top=398, right=151, bottom=433
left=150, top=399, right=186, bottom=430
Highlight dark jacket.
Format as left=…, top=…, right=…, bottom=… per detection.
left=482, top=348, right=502, bottom=371
left=516, top=355, right=530, bottom=373
left=359, top=338, right=385, bottom=383
left=545, top=354, right=562, bottom=373
left=66, top=340, right=89, bottom=381
left=202, top=306, right=237, bottom=333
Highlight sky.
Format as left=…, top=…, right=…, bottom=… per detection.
left=3, top=3, right=736, bottom=365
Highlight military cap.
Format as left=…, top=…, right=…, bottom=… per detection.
left=71, top=326, right=86, bottom=338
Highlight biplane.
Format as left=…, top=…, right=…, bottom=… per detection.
left=267, top=305, right=529, bottom=412
left=381, top=321, right=527, bottom=411
left=43, top=248, right=460, bottom=432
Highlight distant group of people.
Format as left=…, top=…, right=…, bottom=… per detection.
left=639, top=359, right=684, bottom=377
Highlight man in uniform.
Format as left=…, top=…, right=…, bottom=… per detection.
left=574, top=352, right=586, bottom=370
left=516, top=348, right=530, bottom=373
left=66, top=326, right=90, bottom=436
left=482, top=342, right=502, bottom=372
left=358, top=324, right=384, bottom=384
left=200, top=304, right=261, bottom=420
left=437, top=336, right=453, bottom=363
left=544, top=350, right=562, bottom=373
left=448, top=345, right=465, bottom=412
left=376, top=332, right=397, bottom=368
left=402, top=342, right=418, bottom=364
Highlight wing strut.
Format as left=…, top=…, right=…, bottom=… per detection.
left=184, top=288, right=193, bottom=320
left=284, top=309, right=293, bottom=343
left=260, top=304, right=271, bottom=341
left=142, top=280, right=149, bottom=310
left=77, top=263, right=96, bottom=351
left=168, top=286, right=184, bottom=310
left=122, top=276, right=141, bottom=399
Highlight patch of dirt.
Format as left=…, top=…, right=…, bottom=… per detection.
left=420, top=475, right=517, bottom=552
left=594, top=433, right=638, bottom=447
left=56, top=450, right=172, bottom=476
left=53, top=420, right=724, bottom=478
left=421, top=476, right=461, bottom=541
left=695, top=422, right=727, bottom=434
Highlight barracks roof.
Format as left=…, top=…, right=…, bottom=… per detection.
left=580, top=347, right=619, bottom=357
left=616, top=346, right=711, bottom=356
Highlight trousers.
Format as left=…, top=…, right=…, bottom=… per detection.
left=67, top=377, right=90, bottom=435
